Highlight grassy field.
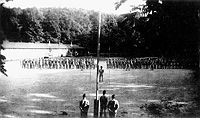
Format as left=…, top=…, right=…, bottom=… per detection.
left=0, top=60, right=198, bottom=118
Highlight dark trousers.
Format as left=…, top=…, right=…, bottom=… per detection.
left=81, top=111, right=88, bottom=118
left=108, top=111, right=116, bottom=118
left=99, top=75, right=103, bottom=82
left=100, top=107, right=107, bottom=118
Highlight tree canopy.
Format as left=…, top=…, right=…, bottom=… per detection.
left=1, top=0, right=200, bottom=59
left=0, top=0, right=13, bottom=76
left=117, top=0, right=200, bottom=59
left=1, top=7, right=135, bottom=55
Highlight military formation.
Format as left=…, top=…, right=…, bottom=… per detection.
left=21, top=57, right=196, bottom=70
left=21, top=57, right=96, bottom=69
left=106, top=57, right=196, bottom=70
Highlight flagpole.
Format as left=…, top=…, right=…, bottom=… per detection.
left=96, top=11, right=101, bottom=100
left=94, top=11, right=101, bottom=117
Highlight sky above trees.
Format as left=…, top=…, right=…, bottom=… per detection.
left=4, top=0, right=145, bottom=14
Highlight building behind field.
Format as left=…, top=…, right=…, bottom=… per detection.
left=2, top=40, right=84, bottom=60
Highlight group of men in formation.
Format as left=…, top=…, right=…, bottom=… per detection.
left=21, top=57, right=196, bottom=70
left=106, top=57, right=196, bottom=70
left=79, top=90, right=119, bottom=118
left=21, top=57, right=96, bottom=70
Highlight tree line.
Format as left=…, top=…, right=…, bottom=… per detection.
left=1, top=0, right=200, bottom=59
left=1, top=7, right=126, bottom=55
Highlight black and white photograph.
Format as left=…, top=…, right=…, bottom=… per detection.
left=0, top=0, right=199, bottom=118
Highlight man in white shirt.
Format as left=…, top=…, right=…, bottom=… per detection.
left=107, top=94, right=119, bottom=118
left=79, top=93, right=89, bottom=118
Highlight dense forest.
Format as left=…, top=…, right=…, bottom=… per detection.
left=1, top=0, right=200, bottom=60
left=1, top=7, right=122, bottom=55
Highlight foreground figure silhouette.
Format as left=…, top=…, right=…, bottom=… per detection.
left=107, top=94, right=119, bottom=118
left=79, top=93, right=89, bottom=118
left=100, top=90, right=108, bottom=117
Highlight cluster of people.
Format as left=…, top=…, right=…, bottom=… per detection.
left=21, top=57, right=96, bottom=70
left=106, top=57, right=196, bottom=70
left=79, top=90, right=119, bottom=118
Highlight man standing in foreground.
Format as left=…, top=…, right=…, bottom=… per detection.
left=79, top=93, right=89, bottom=118
left=100, top=90, right=108, bottom=117
left=107, top=94, right=119, bottom=118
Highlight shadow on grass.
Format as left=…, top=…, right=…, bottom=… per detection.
left=140, top=69, right=200, bottom=117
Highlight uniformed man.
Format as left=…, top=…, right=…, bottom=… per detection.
left=100, top=90, right=108, bottom=117
left=99, top=66, right=104, bottom=82
left=79, top=93, right=89, bottom=118
left=107, top=94, right=119, bottom=118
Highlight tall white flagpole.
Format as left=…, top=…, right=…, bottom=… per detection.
left=96, top=11, right=101, bottom=100
left=94, top=11, right=101, bottom=117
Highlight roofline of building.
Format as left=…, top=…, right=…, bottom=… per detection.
left=2, top=40, right=83, bottom=49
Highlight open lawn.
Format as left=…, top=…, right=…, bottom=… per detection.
left=0, top=60, right=197, bottom=118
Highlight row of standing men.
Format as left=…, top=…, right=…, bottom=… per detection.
left=20, top=57, right=196, bottom=70
left=106, top=57, right=196, bottom=70
left=21, top=57, right=96, bottom=69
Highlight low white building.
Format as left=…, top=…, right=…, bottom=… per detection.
left=1, top=41, right=72, bottom=60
